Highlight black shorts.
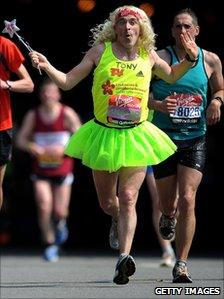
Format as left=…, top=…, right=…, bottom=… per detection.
left=153, top=136, right=206, bottom=179
left=30, top=173, right=74, bottom=186
left=0, top=129, right=13, bottom=166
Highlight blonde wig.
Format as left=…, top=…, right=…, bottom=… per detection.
left=89, top=5, right=156, bottom=53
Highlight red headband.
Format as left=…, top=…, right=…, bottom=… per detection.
left=115, top=8, right=141, bottom=21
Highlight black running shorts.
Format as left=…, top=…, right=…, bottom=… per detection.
left=30, top=173, right=74, bottom=186
left=153, top=136, right=206, bottom=179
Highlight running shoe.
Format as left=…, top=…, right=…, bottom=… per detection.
left=172, top=261, right=192, bottom=283
left=55, top=219, right=69, bottom=245
left=109, top=218, right=119, bottom=250
left=159, top=214, right=177, bottom=240
left=160, top=252, right=175, bottom=268
left=43, top=245, right=59, bottom=262
left=113, top=254, right=136, bottom=285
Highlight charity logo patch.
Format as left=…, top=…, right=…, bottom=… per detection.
left=107, top=94, right=142, bottom=126
left=102, top=80, right=115, bottom=95
left=111, top=68, right=124, bottom=77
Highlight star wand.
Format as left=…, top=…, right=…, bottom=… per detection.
left=2, top=19, right=42, bottom=75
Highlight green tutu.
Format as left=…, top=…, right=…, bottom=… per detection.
left=64, top=119, right=177, bottom=172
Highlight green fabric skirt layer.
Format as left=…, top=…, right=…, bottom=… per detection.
left=64, top=119, right=177, bottom=172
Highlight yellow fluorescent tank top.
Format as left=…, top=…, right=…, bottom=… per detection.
left=92, top=42, right=152, bottom=128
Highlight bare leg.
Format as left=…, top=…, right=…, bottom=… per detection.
left=112, top=166, right=146, bottom=285
left=92, top=170, right=119, bottom=220
left=118, top=167, right=146, bottom=254
left=0, top=165, right=7, bottom=210
left=146, top=173, right=174, bottom=250
left=33, top=180, right=55, bottom=244
left=53, top=183, right=72, bottom=220
left=156, top=174, right=178, bottom=217
left=52, top=182, right=72, bottom=245
left=146, top=172, right=175, bottom=265
left=176, top=165, right=202, bottom=261
left=93, top=167, right=146, bottom=255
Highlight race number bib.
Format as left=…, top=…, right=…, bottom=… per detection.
left=37, top=154, right=63, bottom=168
left=169, top=93, right=202, bottom=124
left=107, top=94, right=142, bottom=126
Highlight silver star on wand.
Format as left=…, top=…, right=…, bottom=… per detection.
left=2, top=19, right=42, bottom=75
left=2, top=19, right=20, bottom=38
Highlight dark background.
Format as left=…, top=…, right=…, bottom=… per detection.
left=1, top=0, right=223, bottom=256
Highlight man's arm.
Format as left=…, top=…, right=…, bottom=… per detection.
left=148, top=93, right=177, bottom=115
left=29, top=45, right=102, bottom=91
left=0, top=64, right=34, bottom=93
left=148, top=49, right=177, bottom=114
left=205, top=51, right=223, bottom=125
left=152, top=51, right=197, bottom=84
left=16, top=111, right=44, bottom=157
left=151, top=31, right=198, bottom=83
left=64, top=106, right=82, bottom=133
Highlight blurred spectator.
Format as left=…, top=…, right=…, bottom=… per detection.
left=0, top=35, right=34, bottom=211
left=16, top=78, right=81, bottom=261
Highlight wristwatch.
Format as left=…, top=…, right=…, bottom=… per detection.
left=213, top=96, right=224, bottom=106
left=6, top=80, right=12, bottom=90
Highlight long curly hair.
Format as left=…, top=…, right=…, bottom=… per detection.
left=89, top=5, right=156, bottom=53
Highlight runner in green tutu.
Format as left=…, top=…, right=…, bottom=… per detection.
left=29, top=5, right=198, bottom=285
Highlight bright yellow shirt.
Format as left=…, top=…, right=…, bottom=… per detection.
left=92, top=42, right=152, bottom=128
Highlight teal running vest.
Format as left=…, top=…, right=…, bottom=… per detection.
left=151, top=47, right=208, bottom=140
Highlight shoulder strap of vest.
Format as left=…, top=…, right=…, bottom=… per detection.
left=165, top=46, right=175, bottom=65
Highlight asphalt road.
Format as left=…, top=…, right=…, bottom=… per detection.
left=0, top=250, right=223, bottom=299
